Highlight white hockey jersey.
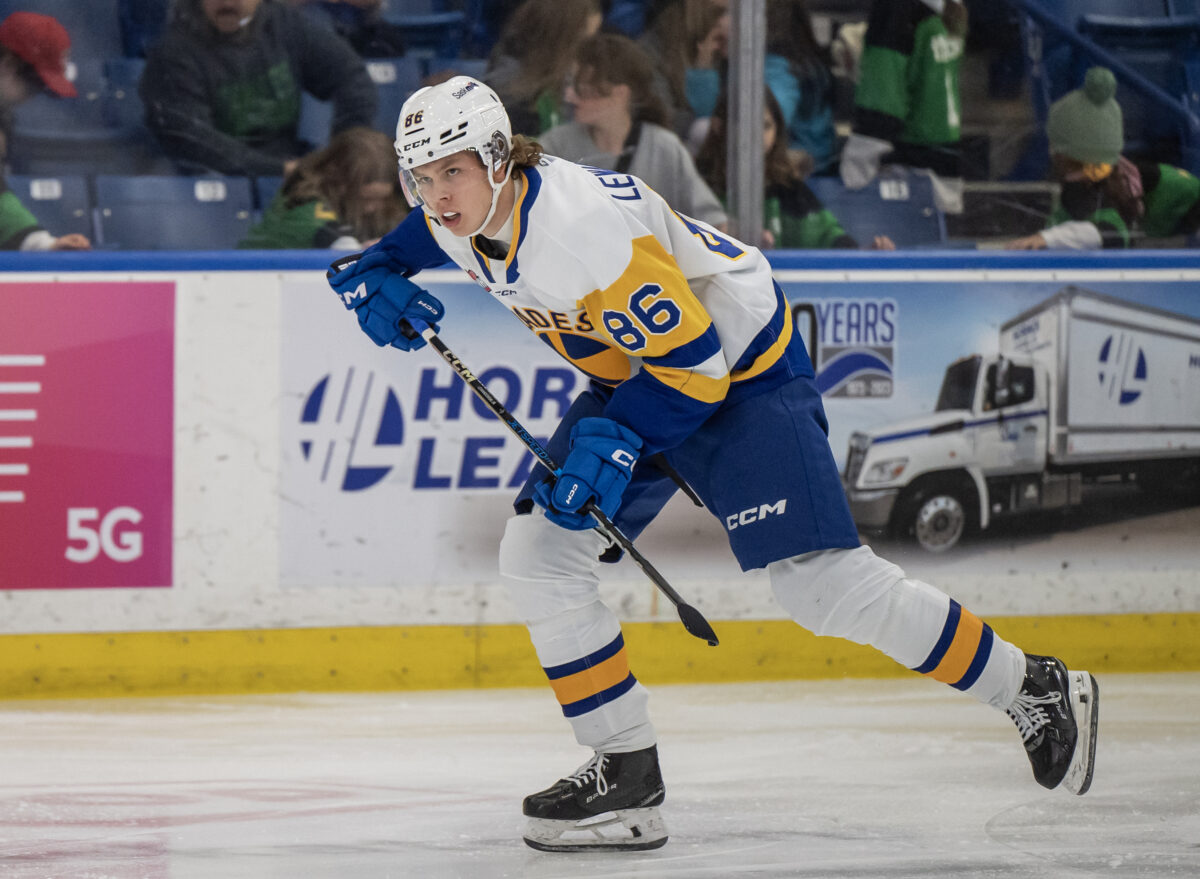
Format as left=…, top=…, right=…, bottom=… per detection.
left=374, top=156, right=806, bottom=453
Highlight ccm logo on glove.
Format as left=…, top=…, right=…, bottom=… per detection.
left=611, top=449, right=636, bottom=468
left=340, top=282, right=369, bottom=307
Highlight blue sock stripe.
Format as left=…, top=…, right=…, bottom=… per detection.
left=913, top=599, right=961, bottom=674
left=542, top=633, right=625, bottom=681
left=561, top=673, right=637, bottom=717
left=951, top=624, right=994, bottom=691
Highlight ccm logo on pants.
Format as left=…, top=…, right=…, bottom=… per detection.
left=726, top=500, right=787, bottom=530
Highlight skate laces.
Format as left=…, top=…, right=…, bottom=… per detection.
left=568, top=753, right=610, bottom=796
left=1006, top=690, right=1062, bottom=743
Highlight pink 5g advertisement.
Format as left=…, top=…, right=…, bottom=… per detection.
left=0, top=281, right=174, bottom=589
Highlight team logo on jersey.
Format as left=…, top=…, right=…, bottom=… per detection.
left=1098, top=333, right=1147, bottom=405
left=298, top=368, right=405, bottom=491
left=794, top=298, right=897, bottom=398
left=465, top=269, right=491, bottom=292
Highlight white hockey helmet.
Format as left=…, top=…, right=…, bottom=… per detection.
left=395, top=76, right=514, bottom=235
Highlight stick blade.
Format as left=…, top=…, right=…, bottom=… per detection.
left=677, top=603, right=719, bottom=646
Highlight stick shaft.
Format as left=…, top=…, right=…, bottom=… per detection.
left=412, top=324, right=714, bottom=642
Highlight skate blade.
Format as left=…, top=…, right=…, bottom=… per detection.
left=523, top=806, right=668, bottom=852
left=1062, top=670, right=1099, bottom=795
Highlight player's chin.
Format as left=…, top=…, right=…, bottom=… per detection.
left=440, top=212, right=469, bottom=235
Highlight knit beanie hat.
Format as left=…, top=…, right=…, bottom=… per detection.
left=1047, top=67, right=1124, bottom=165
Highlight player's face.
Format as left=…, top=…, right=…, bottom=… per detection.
left=202, top=0, right=262, bottom=34
left=410, top=152, right=494, bottom=236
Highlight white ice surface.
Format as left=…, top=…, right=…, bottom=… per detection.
left=0, top=674, right=1196, bottom=878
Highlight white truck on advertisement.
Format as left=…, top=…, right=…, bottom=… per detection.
left=842, top=287, right=1200, bottom=551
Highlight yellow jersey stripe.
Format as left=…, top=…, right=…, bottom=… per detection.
left=731, top=297, right=794, bottom=383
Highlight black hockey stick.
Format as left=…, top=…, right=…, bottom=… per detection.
left=400, top=319, right=719, bottom=646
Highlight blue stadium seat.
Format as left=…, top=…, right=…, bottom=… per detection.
left=298, top=92, right=334, bottom=150
left=1076, top=15, right=1200, bottom=157
left=93, top=175, right=254, bottom=250
left=806, top=175, right=946, bottom=248
left=5, top=174, right=93, bottom=239
left=7, top=57, right=171, bottom=175
left=1013, top=0, right=1200, bottom=177
left=0, top=0, right=123, bottom=62
left=381, top=2, right=466, bottom=61
left=300, top=59, right=423, bottom=147
left=5, top=59, right=155, bottom=175
left=1045, top=1, right=1193, bottom=25
left=428, top=57, right=489, bottom=82
left=366, top=56, right=426, bottom=134
left=254, top=176, right=284, bottom=213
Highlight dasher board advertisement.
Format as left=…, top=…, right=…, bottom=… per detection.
left=0, top=281, right=174, bottom=589
left=282, top=272, right=1200, bottom=588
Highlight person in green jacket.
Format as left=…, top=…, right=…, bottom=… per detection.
left=839, top=0, right=966, bottom=212
left=240, top=126, right=407, bottom=249
left=1006, top=67, right=1200, bottom=250
left=696, top=89, right=894, bottom=250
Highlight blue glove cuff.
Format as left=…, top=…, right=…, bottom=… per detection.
left=570, top=417, right=644, bottom=453
left=327, top=250, right=402, bottom=309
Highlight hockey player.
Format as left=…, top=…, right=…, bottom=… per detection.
left=326, top=77, right=1100, bottom=852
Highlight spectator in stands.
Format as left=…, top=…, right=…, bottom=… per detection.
left=140, top=0, right=377, bottom=177
left=0, top=12, right=90, bottom=251
left=286, top=0, right=406, bottom=58
left=239, top=126, right=406, bottom=248
left=538, top=32, right=727, bottom=230
left=840, top=0, right=966, bottom=212
left=1005, top=67, right=1200, bottom=250
left=764, top=0, right=836, bottom=174
left=0, top=12, right=78, bottom=163
left=695, top=88, right=892, bottom=250
left=639, top=0, right=728, bottom=138
left=484, top=0, right=603, bottom=136
left=0, top=179, right=90, bottom=251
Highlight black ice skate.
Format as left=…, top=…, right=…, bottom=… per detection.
left=1006, top=654, right=1099, bottom=794
left=522, top=745, right=667, bottom=852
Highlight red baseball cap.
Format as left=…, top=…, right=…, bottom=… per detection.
left=0, top=12, right=76, bottom=98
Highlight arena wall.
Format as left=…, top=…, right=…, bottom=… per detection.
left=2, top=250, right=1197, bottom=698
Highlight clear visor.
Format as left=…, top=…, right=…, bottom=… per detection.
left=399, top=166, right=423, bottom=209
left=398, top=139, right=508, bottom=213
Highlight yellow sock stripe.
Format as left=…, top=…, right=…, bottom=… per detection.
left=925, top=607, right=985, bottom=685
left=546, top=648, right=631, bottom=707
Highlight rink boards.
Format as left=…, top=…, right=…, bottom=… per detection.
left=1, top=249, right=1198, bottom=698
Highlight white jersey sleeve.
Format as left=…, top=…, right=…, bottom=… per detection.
left=384, top=156, right=799, bottom=452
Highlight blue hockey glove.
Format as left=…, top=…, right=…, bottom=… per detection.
left=354, top=274, right=445, bottom=351
left=532, top=417, right=643, bottom=531
left=327, top=250, right=401, bottom=309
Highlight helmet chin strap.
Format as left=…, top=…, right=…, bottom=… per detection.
left=466, top=162, right=514, bottom=238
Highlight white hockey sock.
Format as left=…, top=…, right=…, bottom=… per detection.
left=528, top=602, right=656, bottom=752
left=499, top=511, right=656, bottom=752
left=769, top=546, right=1024, bottom=709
